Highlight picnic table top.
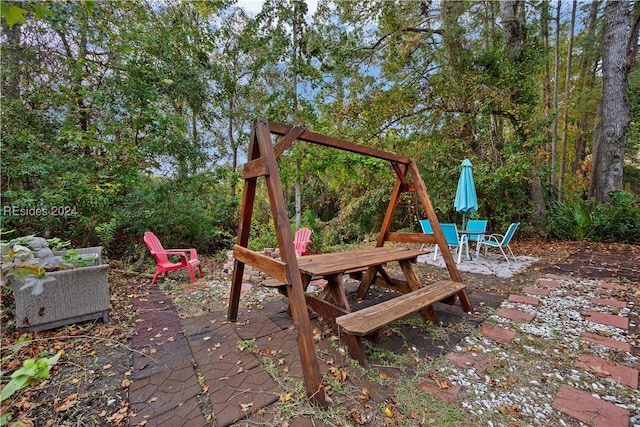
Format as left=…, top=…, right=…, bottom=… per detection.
left=296, top=246, right=428, bottom=277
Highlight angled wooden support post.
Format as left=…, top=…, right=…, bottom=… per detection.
left=228, top=127, right=259, bottom=322
left=408, top=161, right=473, bottom=313
left=227, top=119, right=327, bottom=407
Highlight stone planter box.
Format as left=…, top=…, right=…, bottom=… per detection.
left=12, top=246, right=110, bottom=332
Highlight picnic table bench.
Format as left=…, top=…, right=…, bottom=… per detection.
left=336, top=280, right=466, bottom=335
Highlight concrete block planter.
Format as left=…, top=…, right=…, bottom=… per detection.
left=12, top=247, right=110, bottom=332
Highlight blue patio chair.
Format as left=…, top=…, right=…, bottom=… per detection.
left=419, top=219, right=434, bottom=251
left=434, top=223, right=469, bottom=263
left=465, top=219, right=488, bottom=257
left=480, top=222, right=520, bottom=264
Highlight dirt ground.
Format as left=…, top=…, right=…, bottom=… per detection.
left=1, top=238, right=638, bottom=426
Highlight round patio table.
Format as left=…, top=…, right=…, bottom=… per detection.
left=458, top=230, right=486, bottom=260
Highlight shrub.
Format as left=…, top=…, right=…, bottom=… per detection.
left=545, top=191, right=640, bottom=243
left=248, top=217, right=278, bottom=251
left=114, top=173, right=238, bottom=256
left=590, top=191, right=640, bottom=243
left=545, top=201, right=577, bottom=240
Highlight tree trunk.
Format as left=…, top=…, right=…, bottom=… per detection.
left=292, top=0, right=302, bottom=225
left=2, top=21, right=21, bottom=100
left=229, top=98, right=237, bottom=197
left=589, top=0, right=633, bottom=203
left=558, top=0, right=577, bottom=202
left=551, top=1, right=561, bottom=191
left=627, top=1, right=640, bottom=68
left=530, top=175, right=547, bottom=230
left=499, top=1, right=526, bottom=54
left=572, top=1, right=601, bottom=177
left=295, top=158, right=302, bottom=227
left=499, top=0, right=547, bottom=227
left=541, top=1, right=551, bottom=151
left=292, top=0, right=300, bottom=121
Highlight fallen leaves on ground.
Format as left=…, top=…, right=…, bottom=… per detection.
left=54, top=393, right=78, bottom=412
left=239, top=401, right=253, bottom=412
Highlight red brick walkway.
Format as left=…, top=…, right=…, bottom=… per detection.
left=419, top=273, right=638, bottom=426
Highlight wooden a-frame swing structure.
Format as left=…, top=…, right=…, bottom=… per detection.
left=228, top=118, right=473, bottom=407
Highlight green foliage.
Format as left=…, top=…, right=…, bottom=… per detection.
left=571, top=203, right=591, bottom=241
left=318, top=185, right=391, bottom=247
left=0, top=1, right=52, bottom=27
left=248, top=217, right=278, bottom=251
left=0, top=2, right=28, bottom=27
left=475, top=154, right=534, bottom=231
left=0, top=235, right=100, bottom=295
left=236, top=338, right=256, bottom=352
left=2, top=0, right=637, bottom=259
left=546, top=191, right=640, bottom=243
left=45, top=238, right=71, bottom=251
left=545, top=199, right=575, bottom=240
left=590, top=191, right=640, bottom=243
left=0, top=350, right=63, bottom=424
left=545, top=200, right=591, bottom=241
left=117, top=173, right=238, bottom=255
left=60, top=249, right=98, bottom=268
left=95, top=217, right=119, bottom=248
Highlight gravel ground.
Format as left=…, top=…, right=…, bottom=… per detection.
left=441, top=275, right=639, bottom=426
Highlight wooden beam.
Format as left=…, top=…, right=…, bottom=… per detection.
left=349, top=271, right=413, bottom=294
left=232, top=245, right=287, bottom=284
left=242, top=126, right=306, bottom=178
left=408, top=160, right=473, bottom=313
left=254, top=118, right=327, bottom=406
left=356, top=266, right=378, bottom=299
left=242, top=158, right=268, bottom=179
left=385, top=232, right=437, bottom=244
left=267, top=120, right=412, bottom=164
left=274, top=126, right=306, bottom=158
left=374, top=265, right=395, bottom=287
left=391, top=162, right=410, bottom=190
left=408, top=160, right=462, bottom=283
left=399, top=259, right=438, bottom=323
left=304, top=294, right=348, bottom=322
left=372, top=275, right=412, bottom=294
left=228, top=127, right=259, bottom=322
left=337, top=281, right=466, bottom=336
left=376, top=164, right=407, bottom=247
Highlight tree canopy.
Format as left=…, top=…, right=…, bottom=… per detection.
left=1, top=0, right=639, bottom=253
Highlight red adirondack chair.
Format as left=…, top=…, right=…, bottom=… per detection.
left=293, top=227, right=312, bottom=256
left=143, top=231, right=203, bottom=284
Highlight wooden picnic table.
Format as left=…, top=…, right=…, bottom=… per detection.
left=228, top=118, right=474, bottom=406
left=263, top=246, right=472, bottom=366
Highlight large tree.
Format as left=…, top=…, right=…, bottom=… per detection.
left=589, top=0, right=640, bottom=203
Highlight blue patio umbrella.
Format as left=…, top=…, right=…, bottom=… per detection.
left=454, top=158, right=478, bottom=228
